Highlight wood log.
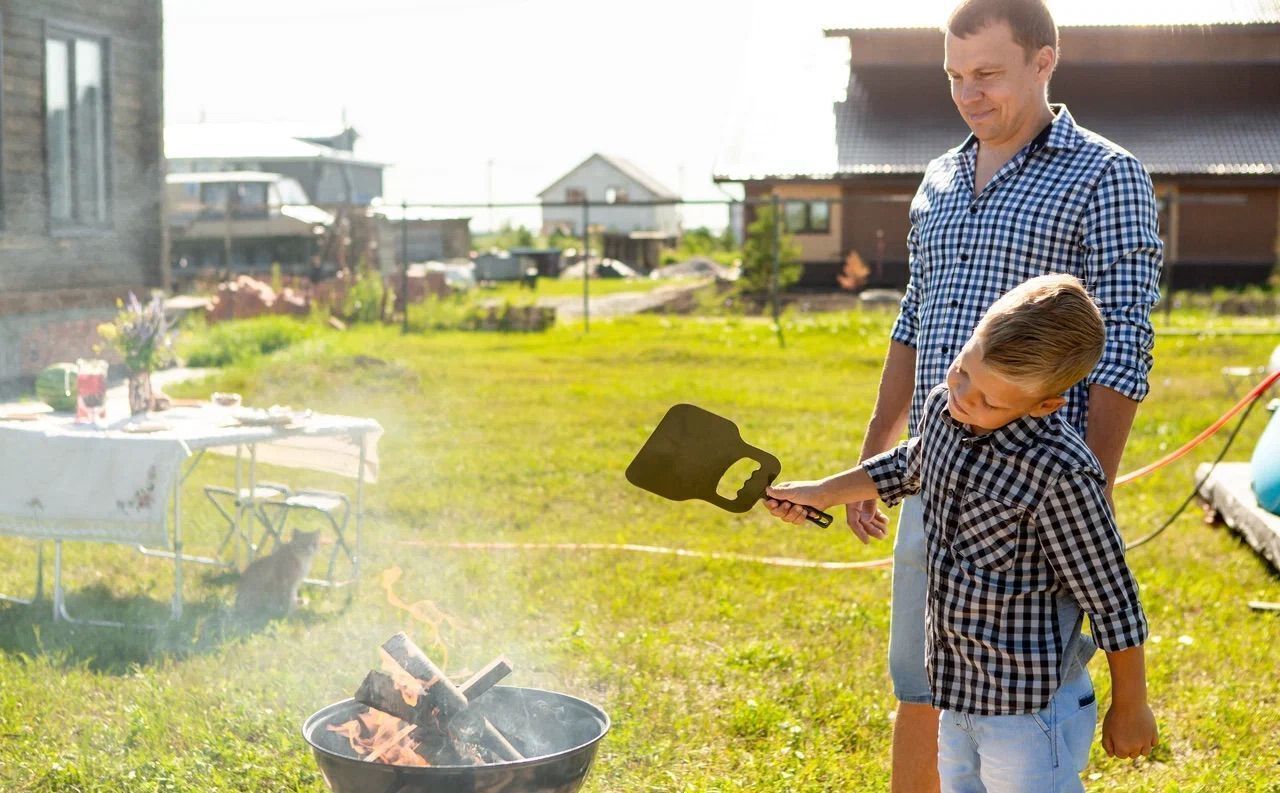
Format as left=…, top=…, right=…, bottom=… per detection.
left=459, top=656, right=513, bottom=701
left=357, top=651, right=526, bottom=763
left=381, top=632, right=469, bottom=717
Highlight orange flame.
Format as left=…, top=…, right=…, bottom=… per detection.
left=379, top=565, right=458, bottom=671
left=326, top=567, right=465, bottom=767
left=326, top=707, right=429, bottom=767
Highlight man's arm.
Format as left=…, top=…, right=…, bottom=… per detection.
left=1085, top=383, right=1139, bottom=500
left=1081, top=154, right=1162, bottom=497
left=862, top=341, right=917, bottom=462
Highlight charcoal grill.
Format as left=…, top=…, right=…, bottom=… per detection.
left=303, top=687, right=610, bottom=793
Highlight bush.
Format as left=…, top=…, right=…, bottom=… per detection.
left=342, top=263, right=392, bottom=325
left=180, top=315, right=317, bottom=367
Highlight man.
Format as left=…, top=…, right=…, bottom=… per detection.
left=847, top=1, right=1163, bottom=790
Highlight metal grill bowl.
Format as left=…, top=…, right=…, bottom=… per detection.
left=303, top=687, right=610, bottom=793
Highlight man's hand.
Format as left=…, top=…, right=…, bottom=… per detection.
left=845, top=498, right=889, bottom=544
left=1101, top=701, right=1158, bottom=759
left=763, top=482, right=831, bottom=525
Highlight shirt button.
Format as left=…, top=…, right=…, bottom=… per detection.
left=960, top=253, right=970, bottom=262
left=941, top=345, right=951, bottom=354
left=969, top=206, right=978, bottom=215
left=950, top=299, right=959, bottom=308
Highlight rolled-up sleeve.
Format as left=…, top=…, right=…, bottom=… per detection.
left=863, top=436, right=922, bottom=507
left=889, top=205, right=924, bottom=349
left=1081, top=155, right=1162, bottom=402
left=1034, top=469, right=1148, bottom=652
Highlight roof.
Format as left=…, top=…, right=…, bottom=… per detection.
left=824, top=0, right=1280, bottom=32
left=166, top=171, right=288, bottom=184
left=166, top=122, right=388, bottom=168
left=715, top=61, right=1280, bottom=182
left=537, top=153, right=680, bottom=200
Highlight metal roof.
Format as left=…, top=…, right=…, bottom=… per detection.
left=166, top=122, right=388, bottom=168
left=715, top=54, right=1280, bottom=182
left=824, top=0, right=1280, bottom=33
left=166, top=171, right=287, bottom=184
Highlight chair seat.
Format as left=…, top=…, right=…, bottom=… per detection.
left=282, top=493, right=346, bottom=513
left=238, top=485, right=289, bottom=502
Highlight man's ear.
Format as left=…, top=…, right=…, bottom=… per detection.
left=1029, top=395, right=1066, bottom=417
left=1036, top=45, right=1057, bottom=81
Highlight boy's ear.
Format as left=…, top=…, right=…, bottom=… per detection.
left=1028, top=395, right=1066, bottom=417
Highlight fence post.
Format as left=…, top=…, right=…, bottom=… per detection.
left=771, top=193, right=785, bottom=348
left=401, top=201, right=410, bottom=334
left=582, top=199, right=590, bottom=333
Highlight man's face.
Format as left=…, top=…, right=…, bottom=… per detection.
left=943, top=21, right=1054, bottom=146
left=945, top=338, right=1064, bottom=433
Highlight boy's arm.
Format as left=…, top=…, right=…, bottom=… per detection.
left=764, top=437, right=922, bottom=525
left=1101, top=645, right=1158, bottom=759
left=1035, top=471, right=1155, bottom=757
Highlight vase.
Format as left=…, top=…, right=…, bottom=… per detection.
left=127, top=369, right=153, bottom=415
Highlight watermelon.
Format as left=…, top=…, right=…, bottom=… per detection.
left=35, top=362, right=78, bottom=411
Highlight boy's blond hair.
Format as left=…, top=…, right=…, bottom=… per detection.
left=975, top=274, right=1104, bottom=397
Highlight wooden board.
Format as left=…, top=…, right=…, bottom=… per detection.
left=1196, top=462, right=1280, bottom=574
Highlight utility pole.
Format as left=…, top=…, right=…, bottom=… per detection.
left=581, top=199, right=590, bottom=332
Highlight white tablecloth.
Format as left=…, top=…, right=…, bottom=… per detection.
left=0, top=406, right=382, bottom=546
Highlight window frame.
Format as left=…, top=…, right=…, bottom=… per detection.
left=43, top=21, right=114, bottom=236
left=782, top=200, right=832, bottom=235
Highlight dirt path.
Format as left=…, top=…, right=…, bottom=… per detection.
left=537, top=280, right=708, bottom=320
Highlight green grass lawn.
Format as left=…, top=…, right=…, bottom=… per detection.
left=2, top=309, right=1279, bottom=791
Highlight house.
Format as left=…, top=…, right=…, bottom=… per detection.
left=539, top=153, right=681, bottom=271
left=166, top=122, right=386, bottom=209
left=714, top=9, right=1280, bottom=289
left=0, top=1, right=165, bottom=384
left=167, top=171, right=334, bottom=284
left=368, top=204, right=472, bottom=274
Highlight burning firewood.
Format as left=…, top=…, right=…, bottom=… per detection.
left=350, top=632, right=525, bottom=765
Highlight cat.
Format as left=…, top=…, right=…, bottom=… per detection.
left=234, top=529, right=322, bottom=618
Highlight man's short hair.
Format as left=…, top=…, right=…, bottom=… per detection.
left=947, top=0, right=1058, bottom=61
left=975, top=274, right=1104, bottom=398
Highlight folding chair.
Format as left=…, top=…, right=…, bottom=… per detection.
left=204, top=480, right=292, bottom=564
left=262, top=488, right=354, bottom=587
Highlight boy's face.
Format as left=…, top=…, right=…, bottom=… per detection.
left=945, top=338, right=1066, bottom=434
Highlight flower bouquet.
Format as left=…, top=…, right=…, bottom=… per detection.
left=97, top=292, right=174, bottom=414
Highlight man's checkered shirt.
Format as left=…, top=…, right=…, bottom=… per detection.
left=891, top=105, right=1163, bottom=437
left=864, top=385, right=1148, bottom=716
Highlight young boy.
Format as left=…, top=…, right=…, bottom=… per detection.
left=764, top=274, right=1157, bottom=793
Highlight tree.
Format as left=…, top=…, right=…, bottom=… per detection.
left=738, top=204, right=802, bottom=303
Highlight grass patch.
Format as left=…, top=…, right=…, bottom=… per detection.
left=1, top=308, right=1278, bottom=790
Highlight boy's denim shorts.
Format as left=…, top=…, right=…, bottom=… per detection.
left=938, top=663, right=1097, bottom=793
left=888, top=495, right=931, bottom=703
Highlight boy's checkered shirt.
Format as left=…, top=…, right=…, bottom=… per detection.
left=864, top=385, right=1147, bottom=716
left=890, top=105, right=1163, bottom=438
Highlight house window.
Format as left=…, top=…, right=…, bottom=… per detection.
left=46, top=29, right=110, bottom=228
left=565, top=187, right=586, bottom=203
left=783, top=200, right=831, bottom=234
left=605, top=187, right=629, bottom=204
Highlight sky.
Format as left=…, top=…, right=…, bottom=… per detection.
left=162, top=0, right=1237, bottom=231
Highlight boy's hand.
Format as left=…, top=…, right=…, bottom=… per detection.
left=763, top=482, right=830, bottom=525
left=844, top=499, right=889, bottom=544
left=1101, top=701, right=1158, bottom=759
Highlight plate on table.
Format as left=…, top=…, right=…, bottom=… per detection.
left=122, top=419, right=171, bottom=434
left=232, top=406, right=311, bottom=427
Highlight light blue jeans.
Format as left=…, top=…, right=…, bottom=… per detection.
left=888, top=495, right=931, bottom=703
left=938, top=664, right=1097, bottom=793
